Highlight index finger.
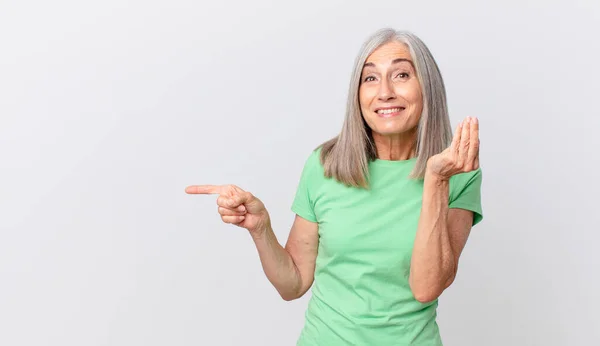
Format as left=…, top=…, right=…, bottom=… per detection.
left=450, top=120, right=463, bottom=153
left=185, top=185, right=223, bottom=195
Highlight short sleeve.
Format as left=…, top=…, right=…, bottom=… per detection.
left=448, top=168, right=483, bottom=226
left=291, top=150, right=319, bottom=223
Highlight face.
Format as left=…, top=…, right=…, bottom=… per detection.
left=359, top=41, right=423, bottom=139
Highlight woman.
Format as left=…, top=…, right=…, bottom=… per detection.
left=186, top=28, right=483, bottom=345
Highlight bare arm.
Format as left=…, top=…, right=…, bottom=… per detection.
left=409, top=116, right=480, bottom=303
left=251, top=215, right=319, bottom=301
left=409, top=173, right=474, bottom=302
left=185, top=184, right=318, bottom=301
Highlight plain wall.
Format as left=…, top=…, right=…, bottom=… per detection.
left=1, top=0, right=599, bottom=345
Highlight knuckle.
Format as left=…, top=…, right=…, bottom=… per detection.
left=229, top=184, right=243, bottom=192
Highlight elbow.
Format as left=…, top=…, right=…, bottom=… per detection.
left=411, top=288, right=442, bottom=303
left=279, top=273, right=312, bottom=301
left=278, top=287, right=305, bottom=301
left=280, top=292, right=300, bottom=301
left=410, top=276, right=454, bottom=303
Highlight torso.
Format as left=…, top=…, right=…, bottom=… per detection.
left=295, top=155, right=443, bottom=345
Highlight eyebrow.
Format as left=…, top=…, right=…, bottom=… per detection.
left=363, top=58, right=414, bottom=69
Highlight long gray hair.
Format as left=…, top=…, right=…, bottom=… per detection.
left=318, top=28, right=453, bottom=188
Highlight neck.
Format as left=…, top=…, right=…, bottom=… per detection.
left=373, top=130, right=417, bottom=161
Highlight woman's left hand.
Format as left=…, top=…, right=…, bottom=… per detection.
left=426, top=116, right=480, bottom=181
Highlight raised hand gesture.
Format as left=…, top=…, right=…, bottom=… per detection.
left=426, top=116, right=480, bottom=181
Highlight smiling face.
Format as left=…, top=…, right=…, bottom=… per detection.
left=359, top=40, right=423, bottom=148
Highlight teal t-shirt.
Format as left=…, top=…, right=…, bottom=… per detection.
left=291, top=148, right=483, bottom=346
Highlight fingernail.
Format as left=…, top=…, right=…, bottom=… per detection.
left=473, top=117, right=478, bottom=124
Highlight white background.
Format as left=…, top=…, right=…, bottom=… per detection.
left=1, top=0, right=599, bottom=345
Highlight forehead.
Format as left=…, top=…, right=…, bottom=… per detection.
left=364, top=41, right=412, bottom=65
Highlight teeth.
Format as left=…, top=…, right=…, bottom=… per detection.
left=377, top=108, right=403, bottom=114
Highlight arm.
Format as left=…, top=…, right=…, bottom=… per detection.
left=409, top=116, right=480, bottom=303
left=185, top=184, right=319, bottom=301
left=251, top=214, right=319, bottom=301
left=409, top=172, right=474, bottom=303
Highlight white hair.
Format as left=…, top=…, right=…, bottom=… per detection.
left=318, top=28, right=453, bottom=187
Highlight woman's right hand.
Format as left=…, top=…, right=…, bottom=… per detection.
left=185, top=184, right=271, bottom=237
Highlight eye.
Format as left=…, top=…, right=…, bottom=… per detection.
left=363, top=75, right=376, bottom=82
left=396, top=72, right=410, bottom=79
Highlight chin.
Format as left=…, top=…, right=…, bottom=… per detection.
left=371, top=123, right=416, bottom=137
left=365, top=113, right=418, bottom=135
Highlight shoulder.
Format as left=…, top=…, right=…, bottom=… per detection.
left=295, top=146, right=326, bottom=185
left=301, top=146, right=325, bottom=172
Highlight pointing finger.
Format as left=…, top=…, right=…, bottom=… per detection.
left=185, top=185, right=222, bottom=195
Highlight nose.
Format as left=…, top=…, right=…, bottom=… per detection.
left=377, top=78, right=396, bottom=101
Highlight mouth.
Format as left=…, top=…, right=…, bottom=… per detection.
left=375, top=107, right=406, bottom=118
